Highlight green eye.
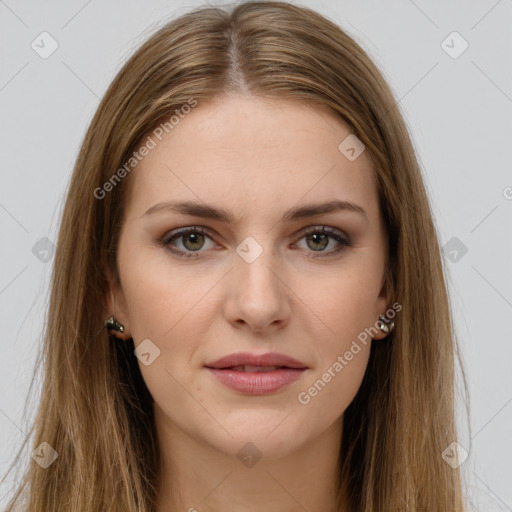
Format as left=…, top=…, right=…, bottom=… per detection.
left=295, top=226, right=351, bottom=257
left=160, top=226, right=351, bottom=260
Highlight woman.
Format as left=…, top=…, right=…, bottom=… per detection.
left=5, top=1, right=469, bottom=510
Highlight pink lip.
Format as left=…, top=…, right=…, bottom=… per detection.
left=204, top=352, right=308, bottom=395
left=206, top=368, right=306, bottom=395
left=204, top=352, right=307, bottom=369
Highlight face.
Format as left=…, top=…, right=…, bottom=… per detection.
left=107, top=94, right=389, bottom=459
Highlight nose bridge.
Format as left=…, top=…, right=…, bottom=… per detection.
left=235, top=234, right=281, bottom=297
left=225, top=234, right=290, bottom=330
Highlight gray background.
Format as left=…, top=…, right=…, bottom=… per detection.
left=1, top=0, right=511, bottom=509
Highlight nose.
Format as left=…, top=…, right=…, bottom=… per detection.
left=222, top=241, right=291, bottom=333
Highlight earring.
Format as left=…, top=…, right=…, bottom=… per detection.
left=106, top=315, right=125, bottom=336
left=377, top=314, right=395, bottom=334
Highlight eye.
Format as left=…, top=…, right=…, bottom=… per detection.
left=293, top=226, right=351, bottom=258
left=159, top=225, right=351, bottom=260
left=160, top=226, right=216, bottom=259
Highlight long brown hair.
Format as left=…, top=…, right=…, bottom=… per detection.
left=4, top=1, right=469, bottom=510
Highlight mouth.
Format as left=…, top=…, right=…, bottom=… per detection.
left=204, top=353, right=308, bottom=394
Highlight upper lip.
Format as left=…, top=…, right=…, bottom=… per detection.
left=205, top=352, right=308, bottom=369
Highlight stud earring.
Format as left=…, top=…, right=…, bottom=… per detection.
left=105, top=315, right=126, bottom=337
left=377, top=314, right=395, bottom=334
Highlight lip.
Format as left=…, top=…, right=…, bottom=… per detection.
left=204, top=352, right=308, bottom=370
left=204, top=352, right=308, bottom=395
left=206, top=367, right=306, bottom=395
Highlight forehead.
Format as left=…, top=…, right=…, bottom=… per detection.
left=124, top=94, right=379, bottom=222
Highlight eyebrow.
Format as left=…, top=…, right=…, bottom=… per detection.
left=144, top=199, right=368, bottom=223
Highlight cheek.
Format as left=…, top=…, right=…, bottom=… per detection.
left=117, top=246, right=221, bottom=398
left=297, top=273, right=377, bottom=406
left=297, top=334, right=371, bottom=425
left=292, top=344, right=371, bottom=443
left=309, top=272, right=381, bottom=343
left=118, top=242, right=205, bottom=341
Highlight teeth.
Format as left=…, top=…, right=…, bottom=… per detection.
left=230, top=365, right=281, bottom=372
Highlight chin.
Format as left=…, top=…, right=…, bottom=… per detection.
left=204, top=417, right=309, bottom=459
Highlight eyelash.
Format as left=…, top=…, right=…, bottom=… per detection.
left=158, top=226, right=351, bottom=260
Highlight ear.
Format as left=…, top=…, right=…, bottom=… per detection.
left=102, top=260, right=132, bottom=340
left=372, top=268, right=393, bottom=341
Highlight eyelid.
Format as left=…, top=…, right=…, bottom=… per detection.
left=299, top=225, right=348, bottom=239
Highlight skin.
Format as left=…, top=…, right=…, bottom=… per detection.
left=106, top=94, right=390, bottom=512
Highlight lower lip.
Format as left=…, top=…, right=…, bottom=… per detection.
left=205, top=367, right=306, bottom=395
